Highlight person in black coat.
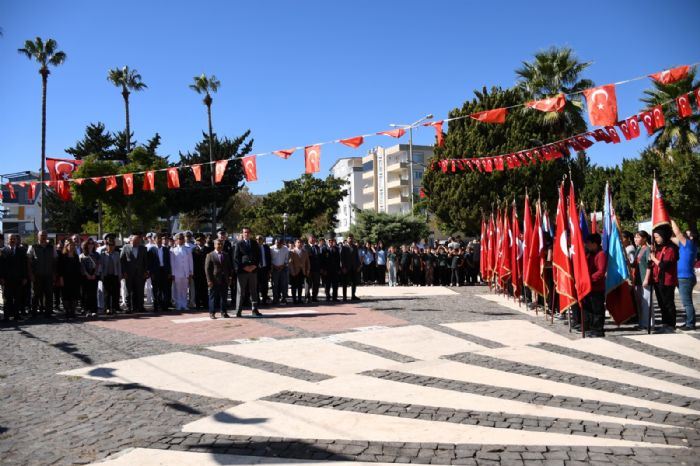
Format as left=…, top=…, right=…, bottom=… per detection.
left=192, top=235, right=212, bottom=310
left=340, top=234, right=362, bottom=301
left=321, top=236, right=341, bottom=302
left=2, top=234, right=29, bottom=321
left=304, top=235, right=322, bottom=303
left=120, top=234, right=149, bottom=313
left=147, top=233, right=172, bottom=312
left=58, top=241, right=81, bottom=319
left=255, top=235, right=272, bottom=304
left=233, top=227, right=261, bottom=316
left=217, top=228, right=236, bottom=307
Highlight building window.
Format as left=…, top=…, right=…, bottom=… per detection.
left=362, top=161, right=374, bottom=172
left=414, top=171, right=422, bottom=180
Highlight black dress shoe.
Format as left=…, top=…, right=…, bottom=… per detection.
left=351, top=296, right=360, bottom=301
left=209, top=313, right=216, bottom=319
left=252, top=310, right=263, bottom=317
left=235, top=310, right=242, bottom=317
left=222, top=312, right=231, bottom=318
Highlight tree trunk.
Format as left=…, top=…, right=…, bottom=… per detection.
left=40, top=69, right=48, bottom=232
left=123, top=87, right=131, bottom=152
left=206, top=100, right=216, bottom=233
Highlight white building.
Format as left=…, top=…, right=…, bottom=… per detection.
left=0, top=171, right=42, bottom=235
left=329, top=157, right=366, bottom=234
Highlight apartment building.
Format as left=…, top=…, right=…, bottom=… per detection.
left=361, top=144, right=433, bottom=214
left=0, top=171, right=42, bottom=235
left=329, top=157, right=367, bottom=234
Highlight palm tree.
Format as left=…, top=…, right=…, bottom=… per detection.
left=515, top=46, right=594, bottom=138
left=107, top=66, right=147, bottom=153
left=18, top=37, right=67, bottom=230
left=640, top=68, right=699, bottom=155
left=189, top=73, right=221, bottom=233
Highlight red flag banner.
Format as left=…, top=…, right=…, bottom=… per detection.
left=214, top=160, right=228, bottom=183
left=377, top=129, right=405, bottom=138
left=470, top=107, right=507, bottom=124
left=583, top=84, right=618, bottom=126
left=649, top=65, right=690, bottom=84
left=617, top=120, right=632, bottom=141
left=56, top=180, right=72, bottom=201
left=166, top=168, right=180, bottom=189
left=568, top=182, right=591, bottom=302
left=105, top=176, right=118, bottom=192
left=74, top=179, right=85, bottom=186
left=676, top=94, right=692, bottom=118
left=511, top=203, right=522, bottom=299
left=526, top=94, right=565, bottom=113
left=524, top=200, right=546, bottom=298
left=242, top=155, right=257, bottom=182
left=590, top=129, right=611, bottom=143
left=122, top=173, right=134, bottom=196
left=91, top=177, right=103, bottom=185
left=638, top=111, right=655, bottom=135
left=28, top=181, right=37, bottom=201
left=6, top=183, right=16, bottom=200
left=339, top=136, right=364, bottom=148
left=424, top=120, right=444, bottom=147
left=46, top=158, right=83, bottom=182
left=553, top=183, right=576, bottom=312
left=191, top=164, right=202, bottom=182
left=605, top=126, right=621, bottom=144
left=273, top=148, right=296, bottom=159
left=652, top=105, right=665, bottom=128
left=651, top=178, right=671, bottom=229
left=626, top=116, right=641, bottom=139
left=143, top=170, right=155, bottom=191
left=480, top=217, right=487, bottom=281
left=304, top=145, right=321, bottom=174
left=43, top=181, right=52, bottom=187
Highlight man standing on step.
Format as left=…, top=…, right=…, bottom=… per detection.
left=340, top=234, right=362, bottom=301
left=234, top=227, right=262, bottom=317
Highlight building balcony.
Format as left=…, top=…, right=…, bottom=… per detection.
left=386, top=195, right=410, bottom=206
left=386, top=177, right=409, bottom=189
left=362, top=201, right=376, bottom=210
left=385, top=161, right=408, bottom=173
left=362, top=185, right=374, bottom=196
left=362, top=170, right=374, bottom=180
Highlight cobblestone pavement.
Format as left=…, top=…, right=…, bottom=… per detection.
left=1, top=285, right=699, bottom=465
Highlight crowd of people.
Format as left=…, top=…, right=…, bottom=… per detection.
left=0, top=228, right=483, bottom=322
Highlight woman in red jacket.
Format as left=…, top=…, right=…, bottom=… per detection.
left=649, top=226, right=679, bottom=332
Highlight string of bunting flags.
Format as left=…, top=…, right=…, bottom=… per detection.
left=2, top=62, right=698, bottom=202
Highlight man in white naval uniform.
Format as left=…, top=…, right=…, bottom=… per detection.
left=183, top=230, right=197, bottom=308
left=170, top=232, right=193, bottom=311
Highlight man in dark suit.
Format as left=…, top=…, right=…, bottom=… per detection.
left=205, top=238, right=232, bottom=319
left=2, top=234, right=29, bottom=321
left=304, top=234, right=321, bottom=303
left=192, top=234, right=212, bottom=310
left=233, top=227, right=261, bottom=317
left=321, top=236, right=341, bottom=302
left=147, top=233, right=172, bottom=312
left=120, top=234, right=149, bottom=313
left=340, top=234, right=362, bottom=301
left=256, top=235, right=272, bottom=304
left=217, top=228, right=236, bottom=308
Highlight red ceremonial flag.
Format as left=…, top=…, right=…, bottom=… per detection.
left=651, top=178, right=671, bottom=229
left=27, top=181, right=37, bottom=201
left=46, top=157, right=83, bottom=182
left=495, top=209, right=503, bottom=281
left=74, top=178, right=85, bottom=186
left=470, top=107, right=507, bottom=124
left=511, top=202, right=522, bottom=299
left=649, top=65, right=690, bottom=84
left=377, top=129, right=405, bottom=138
left=617, top=120, right=632, bottom=141
left=166, top=168, right=180, bottom=189
left=626, top=116, right=641, bottom=139
left=191, top=164, right=202, bottom=182
left=105, top=176, right=117, bottom=191
left=676, top=94, right=692, bottom=118
left=526, top=94, right=565, bottom=113
left=568, top=182, right=591, bottom=302
left=214, top=160, right=228, bottom=183
left=522, top=193, right=532, bottom=288
left=91, top=177, right=103, bottom=185
left=639, top=111, right=656, bottom=135
left=501, top=208, right=512, bottom=288
left=591, top=210, right=598, bottom=234
left=480, top=217, right=487, bottom=281
left=424, top=120, right=444, bottom=147
left=6, top=183, right=16, bottom=200
left=605, top=126, right=621, bottom=144
left=524, top=199, right=546, bottom=298
left=494, top=156, right=504, bottom=171
left=143, top=170, right=155, bottom=191
left=583, top=84, right=618, bottom=126
left=273, top=148, right=296, bottom=159
left=553, top=183, right=576, bottom=312
left=590, top=129, right=611, bottom=143
left=339, top=136, right=364, bottom=148
left=652, top=105, right=665, bottom=128
left=56, top=180, right=72, bottom=201
left=122, top=173, right=134, bottom=196
left=486, top=213, right=495, bottom=281
left=242, top=155, right=257, bottom=182
left=304, top=145, right=321, bottom=174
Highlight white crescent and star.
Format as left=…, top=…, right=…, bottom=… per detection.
left=245, top=160, right=256, bottom=178
left=590, top=88, right=609, bottom=110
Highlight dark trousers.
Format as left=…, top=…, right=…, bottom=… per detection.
left=583, top=290, right=605, bottom=333
left=305, top=270, right=320, bottom=301
left=399, top=266, right=409, bottom=286
left=362, top=263, right=375, bottom=284
left=81, top=278, right=98, bottom=313
left=654, top=284, right=677, bottom=328
left=194, top=275, right=208, bottom=309
left=125, top=275, right=145, bottom=312
left=151, top=268, right=171, bottom=311
left=411, top=268, right=422, bottom=285
left=342, top=270, right=359, bottom=298
left=236, top=271, right=258, bottom=311
left=376, top=264, right=386, bottom=285
left=450, top=268, right=460, bottom=286
left=2, top=278, right=24, bottom=319
left=324, top=272, right=339, bottom=300
left=103, top=275, right=120, bottom=313
left=257, top=267, right=270, bottom=302
left=290, top=273, right=305, bottom=302
left=208, top=283, right=228, bottom=314
left=440, top=267, right=450, bottom=286
left=33, top=274, right=54, bottom=314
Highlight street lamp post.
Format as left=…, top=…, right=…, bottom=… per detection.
left=282, top=212, right=289, bottom=242
left=389, top=114, right=433, bottom=213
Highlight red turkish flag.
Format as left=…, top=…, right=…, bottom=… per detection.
left=649, top=65, right=690, bottom=84
left=523, top=199, right=546, bottom=298
left=480, top=217, right=487, bottom=280
left=494, top=156, right=504, bottom=171
left=91, top=177, right=103, bottom=185
left=651, top=178, right=671, bottom=229
left=74, top=178, right=85, bottom=186
left=122, top=173, right=134, bottom=196
left=652, top=105, right=665, bottom=128
left=214, top=160, right=228, bottom=183
left=166, top=168, right=180, bottom=189
left=242, top=155, right=257, bottom=182
left=484, top=158, right=493, bottom=173
left=605, top=126, right=621, bottom=144
left=526, top=94, right=565, bottom=112
left=105, top=176, right=117, bottom=191
left=639, top=111, right=656, bottom=135
left=470, top=107, right=507, bottom=124
left=304, top=145, right=321, bottom=174
left=191, top=164, right=202, bottom=182
left=500, top=209, right=512, bottom=288
left=568, top=182, right=591, bottom=302
left=143, top=171, right=155, bottom=191
left=46, top=157, right=83, bottom=182
left=617, top=120, right=632, bottom=141
left=6, top=183, right=16, bottom=199
left=377, top=129, right=405, bottom=138
left=676, top=93, right=692, bottom=118
left=590, top=129, right=611, bottom=143
left=626, top=116, right=641, bottom=139
left=511, top=203, right=522, bottom=299
left=583, top=84, right=618, bottom=126
left=423, top=120, right=444, bottom=147
left=553, top=183, right=576, bottom=312
left=273, top=148, right=296, bottom=159
left=522, top=193, right=532, bottom=287
left=575, top=135, right=593, bottom=149
left=56, top=180, right=72, bottom=201
left=487, top=213, right=496, bottom=281
left=27, top=182, right=37, bottom=201
left=339, top=136, right=364, bottom=148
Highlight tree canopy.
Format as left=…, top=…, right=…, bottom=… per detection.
left=349, top=211, right=430, bottom=246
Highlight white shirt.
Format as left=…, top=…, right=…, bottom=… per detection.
left=170, top=245, right=193, bottom=278
left=270, top=245, right=289, bottom=267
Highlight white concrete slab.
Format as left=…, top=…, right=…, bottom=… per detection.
left=336, top=325, right=484, bottom=359
left=183, top=400, right=679, bottom=448
left=356, top=286, right=458, bottom=297
left=91, top=449, right=404, bottom=466
left=474, top=293, right=532, bottom=316
left=311, top=374, right=670, bottom=427
left=59, top=352, right=312, bottom=401
left=403, top=359, right=700, bottom=415
left=442, top=320, right=571, bottom=347
left=209, top=339, right=395, bottom=376
left=626, top=334, right=700, bottom=360
left=481, top=346, right=700, bottom=399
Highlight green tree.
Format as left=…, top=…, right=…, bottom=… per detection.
left=349, top=211, right=429, bottom=246
left=640, top=67, right=699, bottom=155
left=18, top=37, right=67, bottom=230
left=240, top=174, right=347, bottom=238
left=220, top=187, right=262, bottom=233
left=107, top=66, right=147, bottom=152
left=65, top=122, right=117, bottom=160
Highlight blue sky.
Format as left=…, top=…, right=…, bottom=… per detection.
left=1, top=0, right=698, bottom=194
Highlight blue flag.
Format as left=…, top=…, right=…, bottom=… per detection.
left=579, top=208, right=589, bottom=242
left=602, top=183, right=630, bottom=291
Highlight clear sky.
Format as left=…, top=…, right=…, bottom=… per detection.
left=1, top=0, right=698, bottom=194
